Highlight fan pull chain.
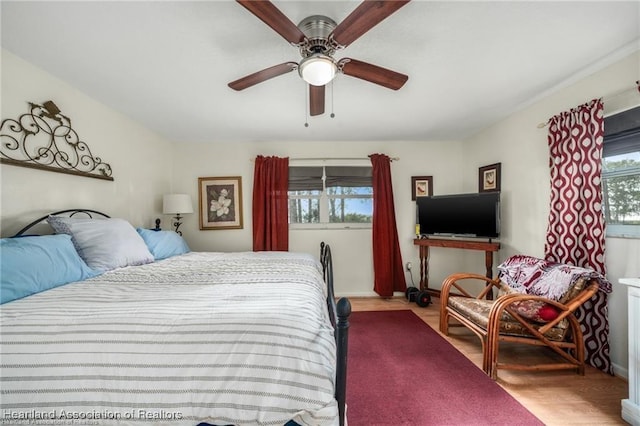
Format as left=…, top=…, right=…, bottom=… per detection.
left=330, top=81, right=335, bottom=118
left=304, top=83, right=309, bottom=127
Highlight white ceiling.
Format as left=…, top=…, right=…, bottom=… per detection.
left=1, top=1, right=639, bottom=144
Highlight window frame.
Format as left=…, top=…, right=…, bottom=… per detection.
left=288, top=163, right=373, bottom=230
left=602, top=104, right=640, bottom=239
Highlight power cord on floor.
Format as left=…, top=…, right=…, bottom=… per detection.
left=406, top=262, right=416, bottom=288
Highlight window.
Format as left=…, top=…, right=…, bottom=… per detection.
left=288, top=165, right=373, bottom=227
left=602, top=105, right=640, bottom=238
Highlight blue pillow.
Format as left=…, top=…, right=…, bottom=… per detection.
left=0, top=234, right=98, bottom=304
left=136, top=228, right=190, bottom=260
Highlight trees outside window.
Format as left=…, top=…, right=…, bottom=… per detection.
left=602, top=105, right=640, bottom=238
left=288, top=166, right=373, bottom=226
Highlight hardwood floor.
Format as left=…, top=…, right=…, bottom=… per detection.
left=349, top=297, right=629, bottom=426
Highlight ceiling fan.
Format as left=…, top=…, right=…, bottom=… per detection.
left=228, top=0, right=411, bottom=117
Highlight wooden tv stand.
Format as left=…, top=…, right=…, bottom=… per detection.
left=413, top=237, right=500, bottom=298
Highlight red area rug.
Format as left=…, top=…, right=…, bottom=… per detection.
left=346, top=310, right=543, bottom=425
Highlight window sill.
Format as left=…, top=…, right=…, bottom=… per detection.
left=289, top=223, right=372, bottom=231
left=606, top=234, right=640, bottom=239
left=606, top=224, right=640, bottom=239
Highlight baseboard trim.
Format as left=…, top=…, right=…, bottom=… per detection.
left=335, top=291, right=406, bottom=298
left=612, top=362, right=628, bottom=381
left=622, top=398, right=640, bottom=426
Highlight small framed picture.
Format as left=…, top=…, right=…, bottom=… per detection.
left=198, top=176, right=243, bottom=230
left=479, top=163, right=501, bottom=193
left=411, top=176, right=433, bottom=200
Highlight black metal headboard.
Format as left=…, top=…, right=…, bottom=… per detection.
left=12, top=209, right=110, bottom=237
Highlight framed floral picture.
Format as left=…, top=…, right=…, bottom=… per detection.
left=478, top=163, right=501, bottom=193
left=198, top=176, right=243, bottom=230
left=411, top=176, right=433, bottom=200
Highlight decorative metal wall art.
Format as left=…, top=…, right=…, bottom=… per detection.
left=0, top=101, right=114, bottom=180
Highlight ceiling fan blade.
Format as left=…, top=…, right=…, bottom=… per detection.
left=309, top=85, right=325, bottom=116
left=330, top=0, right=410, bottom=48
left=228, top=62, right=298, bottom=91
left=236, top=0, right=306, bottom=45
left=339, top=58, right=408, bottom=90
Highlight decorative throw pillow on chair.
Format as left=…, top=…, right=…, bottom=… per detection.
left=510, top=300, right=560, bottom=323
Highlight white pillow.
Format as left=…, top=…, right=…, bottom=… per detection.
left=47, top=216, right=154, bottom=272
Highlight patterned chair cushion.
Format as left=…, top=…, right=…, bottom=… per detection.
left=447, top=296, right=568, bottom=341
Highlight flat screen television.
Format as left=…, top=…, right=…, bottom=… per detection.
left=417, top=192, right=500, bottom=239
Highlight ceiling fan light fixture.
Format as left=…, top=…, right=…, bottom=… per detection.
left=299, top=54, right=337, bottom=86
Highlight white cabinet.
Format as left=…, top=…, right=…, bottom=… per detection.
left=620, top=278, right=640, bottom=426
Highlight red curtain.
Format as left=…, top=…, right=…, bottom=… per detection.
left=370, top=153, right=406, bottom=297
left=252, top=155, right=289, bottom=251
left=545, top=98, right=612, bottom=374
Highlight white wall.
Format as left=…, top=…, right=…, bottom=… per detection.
left=0, top=50, right=174, bottom=235
left=170, top=139, right=468, bottom=297
left=462, top=51, right=640, bottom=377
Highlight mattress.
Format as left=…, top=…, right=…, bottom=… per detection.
left=0, top=251, right=338, bottom=426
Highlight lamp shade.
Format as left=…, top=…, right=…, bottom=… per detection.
left=299, top=54, right=337, bottom=86
left=163, top=194, right=193, bottom=214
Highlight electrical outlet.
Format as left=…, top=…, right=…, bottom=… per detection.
left=406, top=262, right=412, bottom=271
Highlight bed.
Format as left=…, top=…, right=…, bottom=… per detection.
left=0, top=209, right=350, bottom=426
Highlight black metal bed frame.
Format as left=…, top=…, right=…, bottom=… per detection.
left=13, top=210, right=351, bottom=426
left=321, top=242, right=351, bottom=426
left=13, top=209, right=111, bottom=237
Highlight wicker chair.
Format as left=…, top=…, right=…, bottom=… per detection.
left=439, top=271, right=599, bottom=380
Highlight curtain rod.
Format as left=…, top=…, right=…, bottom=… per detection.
left=290, top=156, right=399, bottom=161
left=250, top=156, right=400, bottom=161
left=536, top=81, right=640, bottom=129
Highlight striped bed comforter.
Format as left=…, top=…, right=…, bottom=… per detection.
left=0, top=251, right=338, bottom=426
